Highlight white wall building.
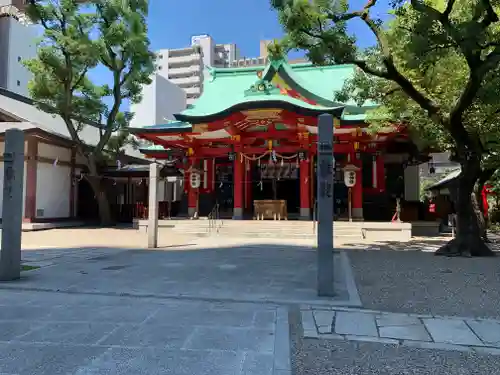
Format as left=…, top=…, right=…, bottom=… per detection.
left=130, top=74, right=186, bottom=128
left=0, top=88, right=145, bottom=224
left=155, top=34, right=240, bottom=105
left=0, top=4, right=37, bottom=97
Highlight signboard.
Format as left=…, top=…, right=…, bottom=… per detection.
left=190, top=172, right=201, bottom=189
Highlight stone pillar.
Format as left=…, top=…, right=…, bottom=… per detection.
left=299, top=159, right=310, bottom=219
left=147, top=161, right=159, bottom=248
left=23, top=137, right=37, bottom=222
left=0, top=129, right=25, bottom=281
left=316, top=114, right=334, bottom=297
left=352, top=156, right=363, bottom=220
left=233, top=152, right=243, bottom=219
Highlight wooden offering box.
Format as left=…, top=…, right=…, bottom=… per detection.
left=254, top=200, right=287, bottom=220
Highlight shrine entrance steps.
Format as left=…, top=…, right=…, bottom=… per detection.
left=133, top=219, right=413, bottom=242
left=179, top=219, right=363, bottom=240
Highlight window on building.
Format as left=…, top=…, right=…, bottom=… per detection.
left=17, top=56, right=21, bottom=62
left=16, top=80, right=20, bottom=86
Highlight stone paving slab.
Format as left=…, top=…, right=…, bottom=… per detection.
left=301, top=306, right=500, bottom=355
left=0, top=290, right=288, bottom=375
left=467, top=320, right=500, bottom=347
left=335, top=311, right=378, bottom=337
left=423, top=318, right=484, bottom=346
left=7, top=246, right=361, bottom=308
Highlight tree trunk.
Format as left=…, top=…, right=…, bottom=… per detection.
left=435, top=156, right=495, bottom=257
left=86, top=159, right=113, bottom=226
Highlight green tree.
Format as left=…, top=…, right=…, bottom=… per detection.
left=272, top=0, right=500, bottom=256
left=24, top=0, right=156, bottom=224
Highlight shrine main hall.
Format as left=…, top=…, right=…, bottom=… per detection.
left=130, top=56, right=429, bottom=223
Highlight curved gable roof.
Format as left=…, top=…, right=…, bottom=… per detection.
left=175, top=58, right=376, bottom=123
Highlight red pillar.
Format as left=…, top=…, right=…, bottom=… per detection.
left=299, top=159, right=310, bottom=219
left=233, top=153, right=243, bottom=219
left=352, top=154, right=363, bottom=220
left=187, top=157, right=198, bottom=218
left=376, top=154, right=385, bottom=192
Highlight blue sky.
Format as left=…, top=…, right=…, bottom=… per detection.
left=88, top=0, right=391, bottom=112
left=146, top=0, right=390, bottom=56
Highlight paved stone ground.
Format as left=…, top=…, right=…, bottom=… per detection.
left=0, top=290, right=289, bottom=375
left=1, top=230, right=366, bottom=375
left=4, top=229, right=500, bottom=374
left=15, top=242, right=355, bottom=307
left=301, top=306, right=500, bottom=355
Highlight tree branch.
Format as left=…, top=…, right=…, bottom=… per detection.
left=450, top=46, right=500, bottom=126
left=443, top=0, right=456, bottom=18
left=71, top=67, right=88, bottom=92
left=300, top=0, right=444, bottom=122
left=326, top=0, right=378, bottom=22
left=479, top=0, right=499, bottom=28
left=30, top=1, right=87, bottom=154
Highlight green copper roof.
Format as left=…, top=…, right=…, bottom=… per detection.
left=175, top=59, right=376, bottom=122
left=129, top=121, right=192, bottom=134
left=139, top=145, right=168, bottom=152
left=277, top=62, right=377, bottom=110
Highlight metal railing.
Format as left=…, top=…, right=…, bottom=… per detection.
left=312, top=199, right=318, bottom=234
left=208, top=203, right=222, bottom=234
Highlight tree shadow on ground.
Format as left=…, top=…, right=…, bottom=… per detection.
left=12, top=243, right=353, bottom=306
left=341, top=237, right=500, bottom=254
left=338, top=239, right=500, bottom=318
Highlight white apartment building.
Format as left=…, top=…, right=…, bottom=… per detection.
left=156, top=34, right=240, bottom=105
left=0, top=3, right=37, bottom=97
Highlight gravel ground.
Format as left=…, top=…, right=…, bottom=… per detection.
left=346, top=244, right=500, bottom=318
left=289, top=308, right=500, bottom=375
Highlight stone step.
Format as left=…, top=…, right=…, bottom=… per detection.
left=169, top=227, right=362, bottom=239
left=170, top=222, right=362, bottom=228
left=152, top=219, right=363, bottom=239
left=169, top=231, right=361, bottom=239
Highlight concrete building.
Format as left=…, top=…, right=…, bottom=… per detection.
left=1, top=0, right=88, bottom=12
left=0, top=87, right=146, bottom=226
left=0, top=3, right=36, bottom=97
left=156, top=34, right=240, bottom=105
left=130, top=74, right=186, bottom=128
left=232, top=40, right=309, bottom=67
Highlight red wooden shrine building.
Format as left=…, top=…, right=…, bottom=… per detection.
left=130, top=57, right=427, bottom=221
